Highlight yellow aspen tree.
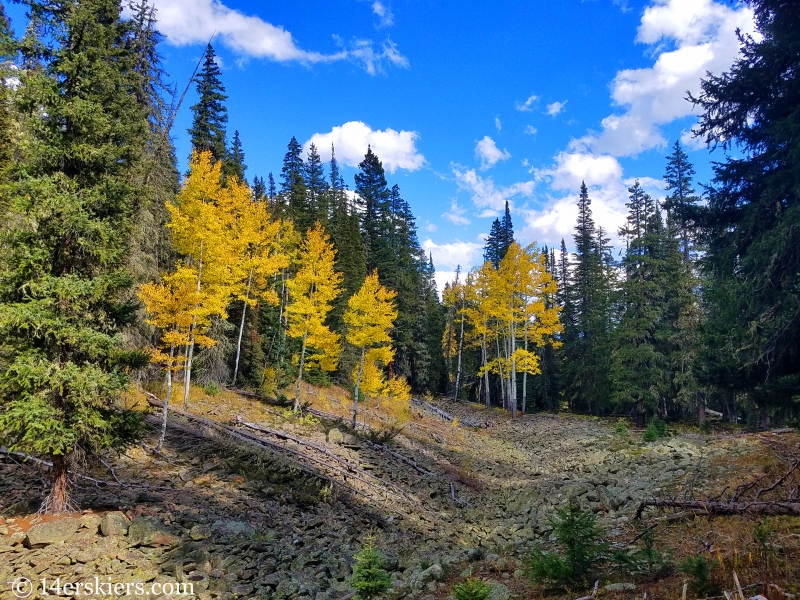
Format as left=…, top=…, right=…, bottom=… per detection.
left=167, top=151, right=238, bottom=408
left=286, top=223, right=343, bottom=410
left=463, top=264, right=498, bottom=407
left=227, top=176, right=291, bottom=386
left=344, top=270, right=398, bottom=428
left=138, top=265, right=220, bottom=448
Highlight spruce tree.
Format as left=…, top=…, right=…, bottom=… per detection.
left=226, top=129, right=247, bottom=182
left=691, top=0, right=800, bottom=423
left=188, top=43, right=228, bottom=162
left=280, top=136, right=308, bottom=226
left=0, top=0, right=149, bottom=513
left=484, top=218, right=504, bottom=268
left=662, top=140, right=700, bottom=263
left=354, top=146, right=390, bottom=273
left=561, top=182, right=612, bottom=415
left=304, top=142, right=328, bottom=225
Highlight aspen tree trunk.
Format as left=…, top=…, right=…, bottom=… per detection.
left=183, top=241, right=203, bottom=410
left=510, top=319, right=517, bottom=418
left=453, top=307, right=465, bottom=402
left=352, top=347, right=366, bottom=428
left=496, top=336, right=505, bottom=410
left=482, top=333, right=490, bottom=408
left=232, top=268, right=253, bottom=387
left=521, top=328, right=528, bottom=415
left=157, top=344, right=176, bottom=451
left=294, top=331, right=308, bottom=411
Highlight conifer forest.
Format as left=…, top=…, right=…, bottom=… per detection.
left=0, top=1, right=799, bottom=599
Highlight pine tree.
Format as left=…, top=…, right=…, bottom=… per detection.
left=561, top=182, right=612, bottom=415
left=280, top=136, right=308, bottom=226
left=354, top=146, right=390, bottom=273
left=188, top=43, right=228, bottom=162
left=662, top=140, right=700, bottom=263
left=226, top=129, right=247, bottom=182
left=0, top=0, right=150, bottom=513
left=691, top=0, right=800, bottom=423
left=286, top=223, right=343, bottom=409
left=304, top=142, right=328, bottom=225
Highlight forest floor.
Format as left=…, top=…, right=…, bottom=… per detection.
left=1, top=384, right=799, bottom=600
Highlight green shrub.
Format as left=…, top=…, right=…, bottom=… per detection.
left=453, top=576, right=492, bottom=600
left=527, top=500, right=607, bottom=588
left=642, top=416, right=667, bottom=442
left=350, top=535, right=392, bottom=600
left=699, top=419, right=712, bottom=434
left=610, top=526, right=670, bottom=577
left=203, top=381, right=220, bottom=396
left=679, top=555, right=719, bottom=597
left=614, top=419, right=630, bottom=438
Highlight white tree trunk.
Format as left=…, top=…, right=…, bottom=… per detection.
left=157, top=344, right=175, bottom=451
left=232, top=268, right=253, bottom=387
left=352, top=347, right=366, bottom=428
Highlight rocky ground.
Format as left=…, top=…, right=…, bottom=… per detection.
left=1, top=388, right=798, bottom=600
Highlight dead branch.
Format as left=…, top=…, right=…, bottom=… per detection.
left=411, top=398, right=486, bottom=428
left=575, top=580, right=599, bottom=600
left=365, top=441, right=434, bottom=477
left=635, top=498, right=800, bottom=520
left=755, top=459, right=800, bottom=500
left=0, top=447, right=175, bottom=491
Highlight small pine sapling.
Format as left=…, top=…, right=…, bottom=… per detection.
left=350, top=534, right=392, bottom=600
left=452, top=576, right=492, bottom=600
left=679, top=555, right=720, bottom=597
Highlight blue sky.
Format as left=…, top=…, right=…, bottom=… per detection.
left=7, top=0, right=756, bottom=289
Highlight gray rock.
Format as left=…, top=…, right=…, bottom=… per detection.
left=486, top=581, right=511, bottom=600
left=128, top=517, right=181, bottom=547
left=327, top=428, right=344, bottom=444
left=100, top=511, right=130, bottom=536
left=210, top=520, right=255, bottom=537
left=25, top=517, right=81, bottom=547
left=605, top=583, right=637, bottom=591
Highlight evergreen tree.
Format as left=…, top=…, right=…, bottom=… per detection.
left=501, top=200, right=514, bottom=256
left=691, top=0, right=800, bottom=424
left=561, top=182, right=612, bottom=415
left=484, top=218, right=504, bottom=268
left=0, top=0, right=150, bottom=513
left=354, top=146, right=390, bottom=273
left=252, top=175, right=265, bottom=200
left=226, top=129, right=247, bottom=182
left=188, top=43, right=228, bottom=162
left=662, top=140, right=700, bottom=263
left=304, top=142, right=328, bottom=225
left=280, top=136, right=308, bottom=226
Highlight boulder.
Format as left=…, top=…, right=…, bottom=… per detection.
left=486, top=581, right=511, bottom=600
left=127, top=517, right=181, bottom=547
left=327, top=428, right=344, bottom=444
left=605, top=583, right=637, bottom=591
left=210, top=520, right=255, bottom=537
left=100, top=511, right=130, bottom=537
left=25, top=517, right=81, bottom=547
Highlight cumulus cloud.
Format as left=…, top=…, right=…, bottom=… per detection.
left=574, top=0, right=754, bottom=156
left=148, top=0, right=407, bottom=74
left=452, top=165, right=535, bottom=213
left=422, top=238, right=485, bottom=294
left=475, top=136, right=511, bottom=170
left=525, top=125, right=538, bottom=136
left=305, top=121, right=424, bottom=174
left=546, top=100, right=567, bottom=116
left=443, top=200, right=470, bottom=226
left=372, top=1, right=394, bottom=27
left=495, top=116, right=502, bottom=131
left=515, top=94, right=539, bottom=112
left=425, top=222, right=438, bottom=232
left=536, top=151, right=624, bottom=191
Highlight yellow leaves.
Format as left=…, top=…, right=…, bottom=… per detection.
left=286, top=223, right=343, bottom=373
left=344, top=270, right=397, bottom=349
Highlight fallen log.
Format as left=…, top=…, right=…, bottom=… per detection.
left=411, top=398, right=487, bottom=428
left=365, top=441, right=434, bottom=477
left=635, top=498, right=800, bottom=520
left=575, top=581, right=599, bottom=600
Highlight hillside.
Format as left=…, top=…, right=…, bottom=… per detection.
left=1, top=387, right=798, bottom=600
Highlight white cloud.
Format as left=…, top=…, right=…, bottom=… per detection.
left=515, top=94, right=539, bottom=112
left=546, top=100, right=567, bottom=116
left=536, top=151, right=623, bottom=191
left=422, top=239, right=485, bottom=294
left=372, top=1, right=394, bottom=27
left=475, top=136, right=511, bottom=170
left=681, top=128, right=706, bottom=150
left=452, top=165, right=535, bottom=213
left=574, top=0, right=754, bottom=156
left=425, top=221, right=438, bottom=232
left=525, top=125, right=538, bottom=136
left=495, top=116, right=502, bottom=131
left=305, top=121, right=424, bottom=173
left=443, top=200, right=470, bottom=226
left=148, top=0, right=407, bottom=74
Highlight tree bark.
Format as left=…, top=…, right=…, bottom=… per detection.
left=48, top=454, right=71, bottom=514
left=453, top=305, right=465, bottom=402
left=522, top=331, right=528, bottom=415
left=157, top=344, right=175, bottom=451
left=352, top=347, right=366, bottom=429
left=232, top=267, right=253, bottom=387
left=482, top=334, right=490, bottom=408
left=294, top=330, right=308, bottom=411
left=183, top=240, right=203, bottom=409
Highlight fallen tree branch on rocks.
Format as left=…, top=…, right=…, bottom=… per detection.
left=365, top=441, right=434, bottom=477
left=635, top=498, right=800, bottom=520
left=411, top=398, right=487, bottom=428
left=575, top=580, right=599, bottom=600
left=0, top=447, right=175, bottom=491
